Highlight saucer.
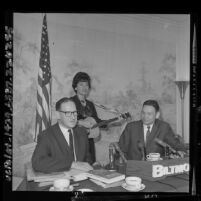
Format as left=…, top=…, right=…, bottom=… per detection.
left=121, top=183, right=145, bottom=192
left=146, top=157, right=162, bottom=161
left=77, top=188, right=94, bottom=192
left=49, top=185, right=74, bottom=191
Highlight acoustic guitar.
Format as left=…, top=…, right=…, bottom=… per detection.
left=84, top=112, right=131, bottom=138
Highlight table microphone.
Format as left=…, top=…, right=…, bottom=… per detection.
left=137, top=141, right=146, bottom=161
left=112, top=142, right=127, bottom=163
left=154, top=138, right=177, bottom=154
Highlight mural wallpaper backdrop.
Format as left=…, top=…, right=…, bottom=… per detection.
left=13, top=13, right=180, bottom=176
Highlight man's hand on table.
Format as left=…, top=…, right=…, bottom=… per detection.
left=92, top=161, right=103, bottom=169
left=169, top=151, right=186, bottom=159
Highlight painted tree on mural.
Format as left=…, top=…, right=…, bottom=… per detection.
left=13, top=28, right=39, bottom=146
left=158, top=53, right=177, bottom=131
left=13, top=28, right=177, bottom=146
left=159, top=54, right=176, bottom=104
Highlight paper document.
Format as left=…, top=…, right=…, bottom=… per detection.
left=26, top=161, right=89, bottom=183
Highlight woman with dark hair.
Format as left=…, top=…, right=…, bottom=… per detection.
left=71, top=72, right=104, bottom=164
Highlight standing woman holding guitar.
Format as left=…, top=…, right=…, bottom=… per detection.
left=70, top=72, right=105, bottom=164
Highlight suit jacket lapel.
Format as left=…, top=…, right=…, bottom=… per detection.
left=53, top=123, right=71, bottom=154
left=138, top=121, right=145, bottom=147
left=146, top=120, right=158, bottom=147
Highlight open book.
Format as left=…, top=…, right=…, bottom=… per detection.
left=86, top=169, right=125, bottom=184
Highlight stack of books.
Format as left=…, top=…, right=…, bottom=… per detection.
left=86, top=169, right=125, bottom=188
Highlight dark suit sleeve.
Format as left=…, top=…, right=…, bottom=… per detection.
left=84, top=132, right=93, bottom=165
left=118, top=124, right=131, bottom=158
left=164, top=124, right=186, bottom=152
left=31, top=133, right=72, bottom=173
left=74, top=127, right=93, bottom=165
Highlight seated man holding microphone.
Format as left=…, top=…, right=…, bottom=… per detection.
left=118, top=99, right=187, bottom=161
left=32, top=97, right=93, bottom=173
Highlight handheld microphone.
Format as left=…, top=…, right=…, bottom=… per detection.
left=137, top=141, right=146, bottom=161
left=112, top=142, right=127, bottom=163
left=154, top=138, right=177, bottom=154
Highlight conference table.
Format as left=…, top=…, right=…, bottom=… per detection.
left=16, top=162, right=189, bottom=192
left=16, top=174, right=189, bottom=192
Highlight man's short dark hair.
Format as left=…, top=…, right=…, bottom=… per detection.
left=143, top=100, right=160, bottom=112
left=55, top=97, right=75, bottom=111
left=72, top=72, right=91, bottom=92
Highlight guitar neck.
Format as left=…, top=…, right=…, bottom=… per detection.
left=91, top=117, right=119, bottom=129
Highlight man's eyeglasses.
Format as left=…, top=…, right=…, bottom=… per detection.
left=59, top=111, right=78, bottom=117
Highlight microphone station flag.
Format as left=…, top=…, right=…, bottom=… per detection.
left=34, top=14, right=52, bottom=141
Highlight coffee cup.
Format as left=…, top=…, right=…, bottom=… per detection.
left=125, top=176, right=142, bottom=189
left=146, top=153, right=160, bottom=161
left=53, top=179, right=70, bottom=191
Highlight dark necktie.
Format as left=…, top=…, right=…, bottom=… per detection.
left=68, top=129, right=75, bottom=160
left=146, top=126, right=151, bottom=143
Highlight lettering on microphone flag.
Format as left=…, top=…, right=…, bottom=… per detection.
left=34, top=14, right=52, bottom=141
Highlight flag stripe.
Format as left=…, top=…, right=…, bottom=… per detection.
left=35, top=14, right=52, bottom=141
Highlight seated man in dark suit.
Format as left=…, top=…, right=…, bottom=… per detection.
left=118, top=99, right=187, bottom=161
left=32, top=97, right=93, bottom=173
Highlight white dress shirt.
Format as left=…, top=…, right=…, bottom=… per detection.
left=59, top=124, right=71, bottom=145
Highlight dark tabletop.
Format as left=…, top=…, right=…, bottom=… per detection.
left=16, top=172, right=189, bottom=192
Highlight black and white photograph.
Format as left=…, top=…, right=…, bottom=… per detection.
left=3, top=11, right=200, bottom=200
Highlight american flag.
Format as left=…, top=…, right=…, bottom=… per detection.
left=34, top=14, right=52, bottom=141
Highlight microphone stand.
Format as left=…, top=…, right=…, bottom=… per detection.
left=164, top=146, right=170, bottom=159
left=155, top=138, right=182, bottom=158
left=108, top=143, right=127, bottom=173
